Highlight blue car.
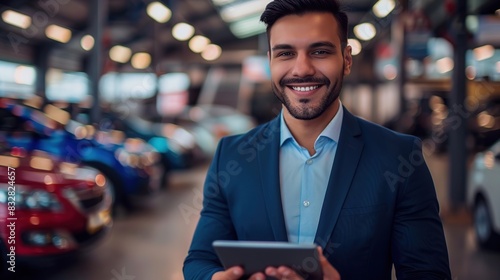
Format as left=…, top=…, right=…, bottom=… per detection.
left=98, top=110, right=202, bottom=170
left=0, top=100, right=162, bottom=213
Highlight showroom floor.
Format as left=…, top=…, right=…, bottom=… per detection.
left=13, top=152, right=500, bottom=280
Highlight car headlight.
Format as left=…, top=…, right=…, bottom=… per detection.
left=0, top=187, right=62, bottom=212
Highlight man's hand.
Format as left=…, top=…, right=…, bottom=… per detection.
left=263, top=247, right=341, bottom=280
left=212, top=247, right=340, bottom=280
left=212, top=267, right=267, bottom=280
left=212, top=266, right=244, bottom=280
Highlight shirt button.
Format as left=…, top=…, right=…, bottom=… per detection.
left=306, top=159, right=313, bottom=165
left=303, top=200, right=310, bottom=207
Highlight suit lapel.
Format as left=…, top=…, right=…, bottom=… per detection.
left=257, top=117, right=288, bottom=241
left=315, top=108, right=364, bottom=247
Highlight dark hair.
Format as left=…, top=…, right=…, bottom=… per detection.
left=260, top=0, right=348, bottom=46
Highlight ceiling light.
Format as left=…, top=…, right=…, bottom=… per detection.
left=466, top=16, right=478, bottom=33
left=466, top=66, right=476, bottom=80
left=80, top=35, right=94, bottom=51
left=109, top=45, right=132, bottom=63
left=473, top=45, right=494, bottom=61
left=436, top=57, right=454, bottom=73
left=172, top=23, right=195, bottom=41
left=373, top=0, right=396, bottom=18
left=354, top=23, right=376, bottom=41
left=131, top=52, right=151, bottom=69
left=147, top=1, right=172, bottom=23
left=348, top=38, right=362, bottom=56
left=383, top=64, right=397, bottom=80
left=1, top=10, right=31, bottom=29
left=45, top=24, right=72, bottom=43
left=44, top=104, right=70, bottom=125
left=189, top=35, right=211, bottom=53
left=212, top=0, right=235, bottom=6
left=220, top=0, right=271, bottom=22
left=201, top=44, right=222, bottom=61
left=229, top=15, right=266, bottom=38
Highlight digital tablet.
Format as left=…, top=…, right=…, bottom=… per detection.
left=212, top=240, right=323, bottom=279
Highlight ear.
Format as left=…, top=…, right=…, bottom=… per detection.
left=343, top=45, right=352, bottom=76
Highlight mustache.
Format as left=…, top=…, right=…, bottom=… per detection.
left=279, top=77, right=330, bottom=87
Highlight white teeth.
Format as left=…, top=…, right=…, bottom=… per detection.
left=292, top=86, right=319, bottom=92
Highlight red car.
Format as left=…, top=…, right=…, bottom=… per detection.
left=0, top=149, right=112, bottom=273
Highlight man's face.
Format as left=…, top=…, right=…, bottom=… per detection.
left=268, top=12, right=352, bottom=120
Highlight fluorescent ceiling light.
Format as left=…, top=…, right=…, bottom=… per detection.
left=81, top=35, right=94, bottom=51
left=1, top=10, right=31, bottom=29
left=348, top=38, right=362, bottom=56
left=109, top=45, right=132, bottom=63
left=473, top=45, right=494, bottom=61
left=212, top=0, right=235, bottom=6
left=45, top=24, right=72, bottom=43
left=131, top=52, right=152, bottom=69
left=201, top=44, right=222, bottom=61
left=147, top=2, right=172, bottom=23
left=172, top=23, right=195, bottom=41
left=373, top=0, right=395, bottom=18
left=189, top=35, right=211, bottom=53
left=229, top=15, right=266, bottom=38
left=354, top=23, right=376, bottom=41
left=220, top=0, right=271, bottom=22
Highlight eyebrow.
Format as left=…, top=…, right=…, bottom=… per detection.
left=271, top=41, right=338, bottom=52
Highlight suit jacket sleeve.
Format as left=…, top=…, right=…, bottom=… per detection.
left=391, top=139, right=451, bottom=279
left=183, top=138, right=237, bottom=280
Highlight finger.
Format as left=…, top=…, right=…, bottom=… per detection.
left=317, top=247, right=341, bottom=280
left=248, top=272, right=266, bottom=280
left=265, top=266, right=278, bottom=277
left=212, top=266, right=244, bottom=280
left=276, top=266, right=303, bottom=279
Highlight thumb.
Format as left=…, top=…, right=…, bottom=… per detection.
left=212, top=266, right=244, bottom=280
left=317, top=247, right=341, bottom=280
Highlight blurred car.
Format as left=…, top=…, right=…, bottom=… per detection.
left=468, top=139, right=500, bottom=250
left=383, top=80, right=500, bottom=153
left=0, top=100, right=162, bottom=212
left=469, top=97, right=500, bottom=152
left=0, top=149, right=112, bottom=272
left=166, top=104, right=256, bottom=158
left=98, top=108, right=202, bottom=171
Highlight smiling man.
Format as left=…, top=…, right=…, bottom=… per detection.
left=183, top=0, right=451, bottom=279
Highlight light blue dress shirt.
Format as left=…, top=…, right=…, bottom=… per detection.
left=279, top=105, right=343, bottom=244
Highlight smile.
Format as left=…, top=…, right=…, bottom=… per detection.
left=291, top=85, right=320, bottom=92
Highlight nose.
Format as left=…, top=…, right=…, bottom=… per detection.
left=291, top=52, right=315, bottom=77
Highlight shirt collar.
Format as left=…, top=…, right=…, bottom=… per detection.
left=280, top=102, right=344, bottom=146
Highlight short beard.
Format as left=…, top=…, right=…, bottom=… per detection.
left=272, top=72, right=344, bottom=120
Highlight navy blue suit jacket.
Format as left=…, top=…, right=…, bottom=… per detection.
left=184, top=108, right=451, bottom=280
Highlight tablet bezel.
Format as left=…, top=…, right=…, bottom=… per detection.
left=212, top=240, right=323, bottom=279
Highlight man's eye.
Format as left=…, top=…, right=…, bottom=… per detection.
left=312, top=50, right=330, bottom=55
left=277, top=51, right=293, bottom=57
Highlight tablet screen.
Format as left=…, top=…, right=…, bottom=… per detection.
left=212, top=240, right=323, bottom=279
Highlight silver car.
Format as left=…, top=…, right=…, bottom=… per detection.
left=468, top=140, right=500, bottom=250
